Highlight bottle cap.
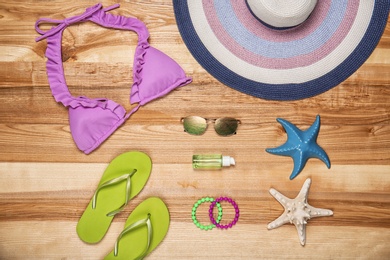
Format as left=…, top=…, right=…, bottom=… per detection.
left=222, top=156, right=235, bottom=167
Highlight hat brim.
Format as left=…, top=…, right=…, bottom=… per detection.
left=173, top=0, right=390, bottom=100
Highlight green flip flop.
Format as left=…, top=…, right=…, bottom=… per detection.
left=104, top=197, right=170, bottom=260
left=76, top=151, right=152, bottom=244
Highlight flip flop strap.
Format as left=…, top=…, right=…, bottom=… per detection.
left=114, top=213, right=153, bottom=259
left=91, top=169, right=137, bottom=217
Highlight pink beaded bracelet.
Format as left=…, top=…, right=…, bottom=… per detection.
left=209, top=197, right=240, bottom=229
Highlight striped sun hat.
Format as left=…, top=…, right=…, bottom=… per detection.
left=173, top=0, right=390, bottom=100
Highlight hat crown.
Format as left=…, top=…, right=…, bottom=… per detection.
left=246, top=0, right=318, bottom=28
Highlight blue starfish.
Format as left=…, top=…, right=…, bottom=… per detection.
left=266, top=115, right=330, bottom=180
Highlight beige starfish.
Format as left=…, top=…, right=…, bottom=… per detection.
left=267, top=178, right=333, bottom=246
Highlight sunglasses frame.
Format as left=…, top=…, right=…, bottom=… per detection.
left=181, top=116, right=241, bottom=136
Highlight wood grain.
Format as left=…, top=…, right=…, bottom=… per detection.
left=0, top=0, right=389, bottom=259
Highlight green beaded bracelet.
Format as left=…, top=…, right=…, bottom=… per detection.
left=192, top=197, right=223, bottom=230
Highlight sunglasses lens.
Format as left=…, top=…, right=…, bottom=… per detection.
left=183, top=116, right=207, bottom=135
left=215, top=117, right=239, bottom=136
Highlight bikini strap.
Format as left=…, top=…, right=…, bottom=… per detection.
left=35, top=3, right=149, bottom=111
left=35, top=3, right=119, bottom=42
left=35, top=3, right=122, bottom=109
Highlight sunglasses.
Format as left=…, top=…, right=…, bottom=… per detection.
left=181, top=116, right=241, bottom=136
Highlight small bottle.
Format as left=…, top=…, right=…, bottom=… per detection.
left=192, top=154, right=235, bottom=170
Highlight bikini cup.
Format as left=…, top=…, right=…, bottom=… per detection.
left=35, top=4, right=192, bottom=154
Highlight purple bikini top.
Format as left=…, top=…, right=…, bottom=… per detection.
left=35, top=3, right=192, bottom=154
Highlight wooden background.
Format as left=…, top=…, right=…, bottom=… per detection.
left=0, top=0, right=389, bottom=259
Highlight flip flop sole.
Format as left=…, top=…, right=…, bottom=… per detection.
left=104, top=197, right=170, bottom=260
left=76, top=151, right=152, bottom=243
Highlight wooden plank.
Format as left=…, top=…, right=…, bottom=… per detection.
left=0, top=121, right=389, bottom=163
left=0, top=163, right=389, bottom=227
left=0, top=222, right=389, bottom=259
